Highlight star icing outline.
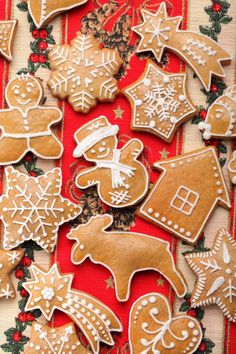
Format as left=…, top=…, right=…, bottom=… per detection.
left=0, top=167, right=81, bottom=253
left=185, top=229, right=236, bottom=322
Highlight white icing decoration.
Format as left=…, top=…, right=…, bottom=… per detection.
left=207, top=276, right=225, bottom=296
left=170, top=185, right=199, bottom=216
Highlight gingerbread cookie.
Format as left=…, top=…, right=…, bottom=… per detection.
left=228, top=151, right=236, bottom=184
left=132, top=2, right=231, bottom=91
left=23, top=263, right=122, bottom=354
left=0, top=167, right=81, bottom=253
left=139, top=147, right=231, bottom=245
left=68, top=214, right=187, bottom=301
left=124, top=60, right=196, bottom=142
left=24, top=322, right=91, bottom=353
left=129, top=293, right=202, bottom=353
left=185, top=229, right=236, bottom=322
left=0, top=249, right=24, bottom=300
left=199, top=85, right=236, bottom=139
left=48, top=32, right=122, bottom=113
left=28, top=0, right=88, bottom=28
left=73, top=116, right=149, bottom=207
left=0, top=74, right=63, bottom=164
left=0, top=20, right=17, bottom=61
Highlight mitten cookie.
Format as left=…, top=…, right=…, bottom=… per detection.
left=0, top=20, right=17, bottom=61
left=132, top=2, right=231, bottom=91
left=129, top=293, right=202, bottom=353
left=124, top=60, right=196, bottom=142
left=0, top=167, right=81, bottom=253
left=139, top=147, right=230, bottom=244
left=185, top=229, right=236, bottom=322
left=23, top=263, right=122, bottom=354
left=68, top=214, right=187, bottom=301
left=48, top=32, right=122, bottom=113
left=73, top=116, right=149, bottom=207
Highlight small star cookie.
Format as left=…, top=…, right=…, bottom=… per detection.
left=0, top=167, right=81, bottom=253
left=0, top=20, right=17, bottom=61
left=0, top=249, right=24, bottom=300
left=185, top=229, right=236, bottom=322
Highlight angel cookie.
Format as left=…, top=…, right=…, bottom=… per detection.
left=124, top=60, right=196, bottom=142
left=0, top=74, right=63, bottom=165
left=132, top=2, right=231, bottom=91
left=73, top=116, right=149, bottom=207
left=129, top=293, right=202, bottom=353
left=0, top=167, right=81, bottom=253
left=0, top=20, right=17, bottom=61
left=185, top=229, right=236, bottom=322
left=48, top=32, right=122, bottom=113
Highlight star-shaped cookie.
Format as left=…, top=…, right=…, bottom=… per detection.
left=0, top=167, right=81, bottom=253
left=0, top=20, right=17, bottom=61
left=185, top=229, right=236, bottom=322
left=0, top=249, right=24, bottom=299
left=24, top=322, right=91, bottom=353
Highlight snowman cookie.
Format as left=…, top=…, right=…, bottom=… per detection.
left=73, top=116, right=149, bottom=207
left=0, top=74, right=63, bottom=164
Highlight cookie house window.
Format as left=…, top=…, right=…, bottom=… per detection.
left=171, top=185, right=199, bottom=215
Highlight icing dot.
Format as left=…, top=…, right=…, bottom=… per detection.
left=154, top=212, right=160, bottom=218
left=161, top=217, right=167, bottom=222
left=170, top=116, right=177, bottom=124
left=150, top=120, right=156, bottom=128
left=193, top=330, right=199, bottom=336
left=170, top=163, right=176, bottom=168
left=186, top=231, right=192, bottom=237
left=218, top=189, right=223, bottom=194
left=135, top=99, right=143, bottom=106
left=179, top=95, right=186, bottom=102
left=141, top=300, right=148, bottom=306
left=0, top=263, right=3, bottom=269
left=149, top=296, right=157, bottom=303
left=226, top=268, right=232, bottom=275
left=148, top=208, right=153, bottom=214
left=163, top=76, right=170, bottom=83
left=188, top=321, right=195, bottom=329
left=174, top=224, right=179, bottom=230
left=143, top=79, right=151, bottom=87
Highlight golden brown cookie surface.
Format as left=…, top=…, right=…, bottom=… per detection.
left=0, top=20, right=17, bottom=61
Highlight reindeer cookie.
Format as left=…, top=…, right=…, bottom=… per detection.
left=0, top=74, right=63, bottom=164
left=73, top=116, right=149, bottom=207
left=68, top=214, right=187, bottom=301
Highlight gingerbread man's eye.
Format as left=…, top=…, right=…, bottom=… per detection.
left=102, top=142, right=106, bottom=146
left=90, top=149, right=96, bottom=154
left=13, top=88, right=20, bottom=95
left=26, top=87, right=32, bottom=93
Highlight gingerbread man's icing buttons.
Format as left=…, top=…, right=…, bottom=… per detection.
left=139, top=147, right=231, bottom=245
left=0, top=167, right=81, bottom=253
left=0, top=20, right=17, bottom=61
left=23, top=263, right=122, bottom=354
left=73, top=116, right=149, bottom=208
left=185, top=229, right=236, bottom=322
left=132, top=2, right=231, bottom=91
left=129, top=293, right=202, bottom=353
left=48, top=32, right=122, bottom=113
left=0, top=74, right=63, bottom=165
left=28, top=0, right=88, bottom=28
left=199, top=85, right=236, bottom=139
left=228, top=151, right=236, bottom=184
left=124, top=60, right=196, bottom=142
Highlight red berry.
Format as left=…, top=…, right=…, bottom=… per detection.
left=212, top=3, right=221, bottom=12
left=26, top=312, right=35, bottom=322
left=18, top=312, right=27, bottom=323
left=210, top=84, right=218, bottom=92
left=187, top=309, right=197, bottom=317
left=22, top=256, right=31, bottom=267
left=39, top=29, right=48, bottom=39
left=20, top=288, right=29, bottom=298
left=38, top=41, right=48, bottom=51
left=199, top=109, right=207, bottom=120
left=199, top=342, right=207, bottom=352
left=15, top=269, right=24, bottom=280
left=38, top=54, right=47, bottom=63
left=12, top=331, right=22, bottom=342
left=32, top=30, right=39, bottom=39
left=29, top=53, right=39, bottom=63
left=29, top=171, right=37, bottom=177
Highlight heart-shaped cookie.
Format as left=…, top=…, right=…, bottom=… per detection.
left=129, top=293, right=202, bottom=354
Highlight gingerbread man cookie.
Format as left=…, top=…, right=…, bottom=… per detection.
left=0, top=249, right=24, bottom=300
left=68, top=214, right=187, bottom=301
left=73, top=116, right=149, bottom=207
left=228, top=151, right=236, bottom=184
left=23, top=263, right=122, bottom=354
left=48, top=32, right=122, bottom=113
left=199, top=85, right=236, bottom=139
left=129, top=293, right=202, bottom=353
left=0, top=20, right=17, bottom=61
left=0, top=167, right=81, bottom=253
left=185, top=229, right=236, bottom=322
left=0, top=74, right=63, bottom=164
left=124, top=60, right=196, bottom=142
left=132, top=2, right=231, bottom=91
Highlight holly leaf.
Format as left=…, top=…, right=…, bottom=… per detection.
left=18, top=298, right=28, bottom=312
left=179, top=301, right=191, bottom=312
left=191, top=115, right=202, bottom=124
left=218, top=142, right=227, bottom=154
left=45, top=25, right=53, bottom=34
left=196, top=308, right=205, bottom=321
left=27, top=60, right=35, bottom=73
left=199, top=25, right=211, bottom=36
left=205, top=338, right=215, bottom=350
left=219, top=157, right=227, bottom=167
left=220, top=15, right=232, bottom=23
left=1, top=343, right=13, bottom=352
left=17, top=68, right=29, bottom=75
left=47, top=35, right=56, bottom=45
left=17, top=2, right=28, bottom=11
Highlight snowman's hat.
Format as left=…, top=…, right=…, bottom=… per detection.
left=73, top=116, right=119, bottom=158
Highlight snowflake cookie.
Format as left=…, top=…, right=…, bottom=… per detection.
left=48, top=32, right=122, bottom=113
left=0, top=167, right=81, bottom=253
left=0, top=249, right=24, bottom=300
left=0, top=20, right=17, bottom=61
left=0, top=74, right=63, bottom=164
left=124, top=60, right=196, bottom=142
left=129, top=293, right=202, bottom=353
left=23, top=263, right=122, bottom=353
left=73, top=116, right=149, bottom=207
left=24, top=322, right=91, bottom=353
left=28, top=0, right=88, bottom=28
left=185, top=229, right=236, bottom=322
left=132, top=2, right=231, bottom=91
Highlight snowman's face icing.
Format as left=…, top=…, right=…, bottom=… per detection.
left=84, top=136, right=117, bottom=161
left=6, top=75, right=43, bottom=110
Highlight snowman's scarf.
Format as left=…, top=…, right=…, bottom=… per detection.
left=96, top=149, right=136, bottom=189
